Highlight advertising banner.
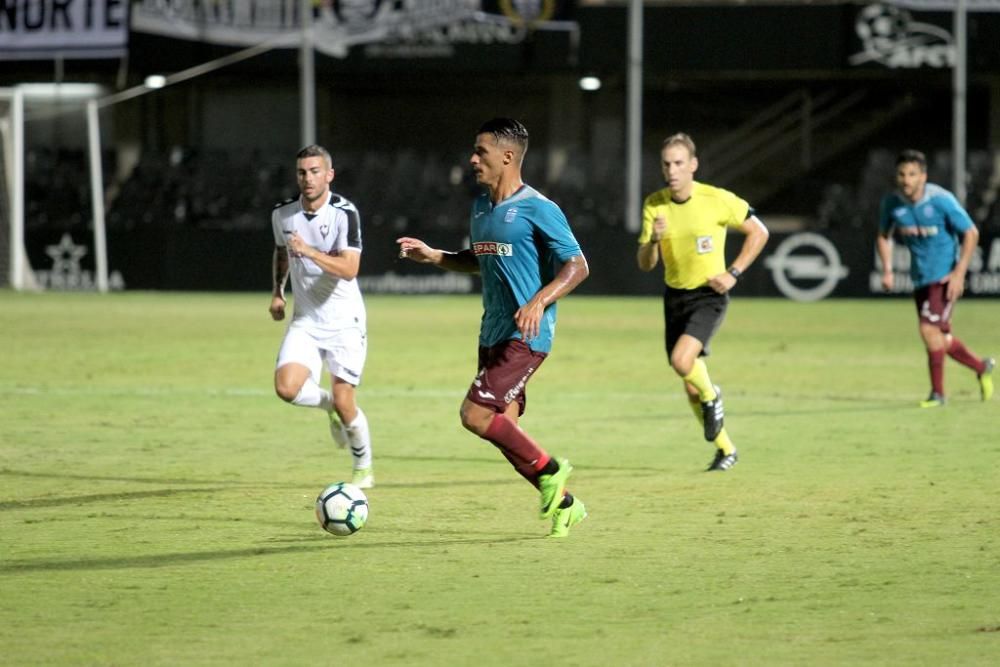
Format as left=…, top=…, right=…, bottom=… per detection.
left=130, top=0, right=576, bottom=60
left=756, top=230, right=1000, bottom=301
left=23, top=226, right=1000, bottom=299
left=0, top=0, right=129, bottom=60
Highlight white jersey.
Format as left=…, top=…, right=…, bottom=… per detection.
left=271, top=192, right=366, bottom=334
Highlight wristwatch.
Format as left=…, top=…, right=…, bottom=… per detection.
left=727, top=266, right=742, bottom=280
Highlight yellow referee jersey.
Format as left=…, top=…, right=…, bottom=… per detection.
left=638, top=182, right=750, bottom=289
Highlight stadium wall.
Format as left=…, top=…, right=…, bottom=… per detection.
left=24, top=225, right=1000, bottom=301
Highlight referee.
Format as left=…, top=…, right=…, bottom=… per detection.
left=637, top=133, right=769, bottom=471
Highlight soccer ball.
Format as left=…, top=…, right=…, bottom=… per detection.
left=315, top=482, right=369, bottom=536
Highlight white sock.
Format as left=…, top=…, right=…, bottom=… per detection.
left=291, top=378, right=333, bottom=411
left=345, top=407, right=372, bottom=470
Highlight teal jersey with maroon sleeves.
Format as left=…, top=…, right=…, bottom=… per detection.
left=879, top=182, right=975, bottom=288
left=470, top=185, right=582, bottom=353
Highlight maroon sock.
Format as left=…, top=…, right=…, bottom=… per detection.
left=947, top=337, right=987, bottom=374
left=483, top=413, right=551, bottom=485
left=928, top=349, right=945, bottom=396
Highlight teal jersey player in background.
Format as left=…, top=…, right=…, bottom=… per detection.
left=397, top=117, right=590, bottom=538
left=879, top=182, right=974, bottom=289
left=876, top=149, right=994, bottom=407
left=470, top=184, right=582, bottom=353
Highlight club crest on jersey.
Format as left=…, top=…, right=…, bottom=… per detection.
left=696, top=236, right=714, bottom=254
left=473, top=241, right=514, bottom=256
left=320, top=223, right=329, bottom=238
left=504, top=208, right=518, bottom=223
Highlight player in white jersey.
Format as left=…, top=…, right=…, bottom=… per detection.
left=269, top=145, right=374, bottom=488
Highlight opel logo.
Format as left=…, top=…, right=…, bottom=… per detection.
left=764, top=233, right=849, bottom=301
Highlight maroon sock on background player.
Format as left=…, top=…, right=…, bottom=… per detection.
left=483, top=413, right=551, bottom=484
left=928, top=349, right=946, bottom=396
left=947, top=337, right=987, bottom=374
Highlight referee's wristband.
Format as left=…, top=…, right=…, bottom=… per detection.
left=727, top=266, right=742, bottom=280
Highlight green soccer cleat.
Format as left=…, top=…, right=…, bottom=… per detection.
left=548, top=499, right=587, bottom=538
left=979, top=357, right=995, bottom=402
left=352, top=467, right=374, bottom=489
left=919, top=392, right=945, bottom=408
left=538, top=458, right=573, bottom=519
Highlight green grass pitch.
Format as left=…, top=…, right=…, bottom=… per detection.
left=1, top=290, right=998, bottom=666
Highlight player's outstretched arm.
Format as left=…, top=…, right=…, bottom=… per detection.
left=396, top=237, right=479, bottom=274
left=515, top=254, right=590, bottom=341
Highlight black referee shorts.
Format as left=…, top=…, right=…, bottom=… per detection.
left=663, top=285, right=729, bottom=357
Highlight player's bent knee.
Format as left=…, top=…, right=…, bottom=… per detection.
left=459, top=402, right=492, bottom=437
left=670, top=358, right=692, bottom=377
left=274, top=379, right=301, bottom=403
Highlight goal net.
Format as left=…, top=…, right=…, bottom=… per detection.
left=0, top=88, right=37, bottom=290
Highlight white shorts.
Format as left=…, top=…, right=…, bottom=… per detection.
left=276, top=322, right=367, bottom=386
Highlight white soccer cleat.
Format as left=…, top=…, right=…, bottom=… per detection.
left=352, top=467, right=374, bottom=489
left=328, top=411, right=348, bottom=449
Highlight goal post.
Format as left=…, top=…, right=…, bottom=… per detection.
left=0, top=86, right=36, bottom=291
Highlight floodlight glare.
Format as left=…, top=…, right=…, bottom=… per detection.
left=145, top=75, right=167, bottom=89
left=578, top=76, right=602, bottom=92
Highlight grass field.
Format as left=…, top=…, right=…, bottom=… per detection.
left=2, top=291, right=998, bottom=666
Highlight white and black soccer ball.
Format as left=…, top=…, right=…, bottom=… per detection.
left=315, top=482, right=369, bottom=536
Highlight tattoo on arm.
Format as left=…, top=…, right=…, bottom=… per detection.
left=273, top=247, right=289, bottom=296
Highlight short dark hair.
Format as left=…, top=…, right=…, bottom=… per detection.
left=896, top=149, right=927, bottom=171
left=296, top=144, right=332, bottom=168
left=477, top=117, right=529, bottom=153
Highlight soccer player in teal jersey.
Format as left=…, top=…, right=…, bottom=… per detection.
left=397, top=118, right=589, bottom=537
left=877, top=149, right=994, bottom=407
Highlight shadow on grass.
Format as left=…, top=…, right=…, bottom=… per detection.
left=0, top=468, right=249, bottom=486
left=0, top=487, right=227, bottom=511
left=2, top=459, right=671, bottom=492
left=0, top=535, right=544, bottom=574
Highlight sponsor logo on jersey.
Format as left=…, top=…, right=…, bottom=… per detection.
left=473, top=241, right=514, bottom=256
left=898, top=225, right=939, bottom=237
left=696, top=236, right=714, bottom=254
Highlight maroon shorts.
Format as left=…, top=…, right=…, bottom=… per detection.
left=914, top=281, right=953, bottom=333
left=465, top=339, right=548, bottom=416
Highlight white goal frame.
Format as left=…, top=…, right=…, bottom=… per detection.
left=0, top=87, right=32, bottom=290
